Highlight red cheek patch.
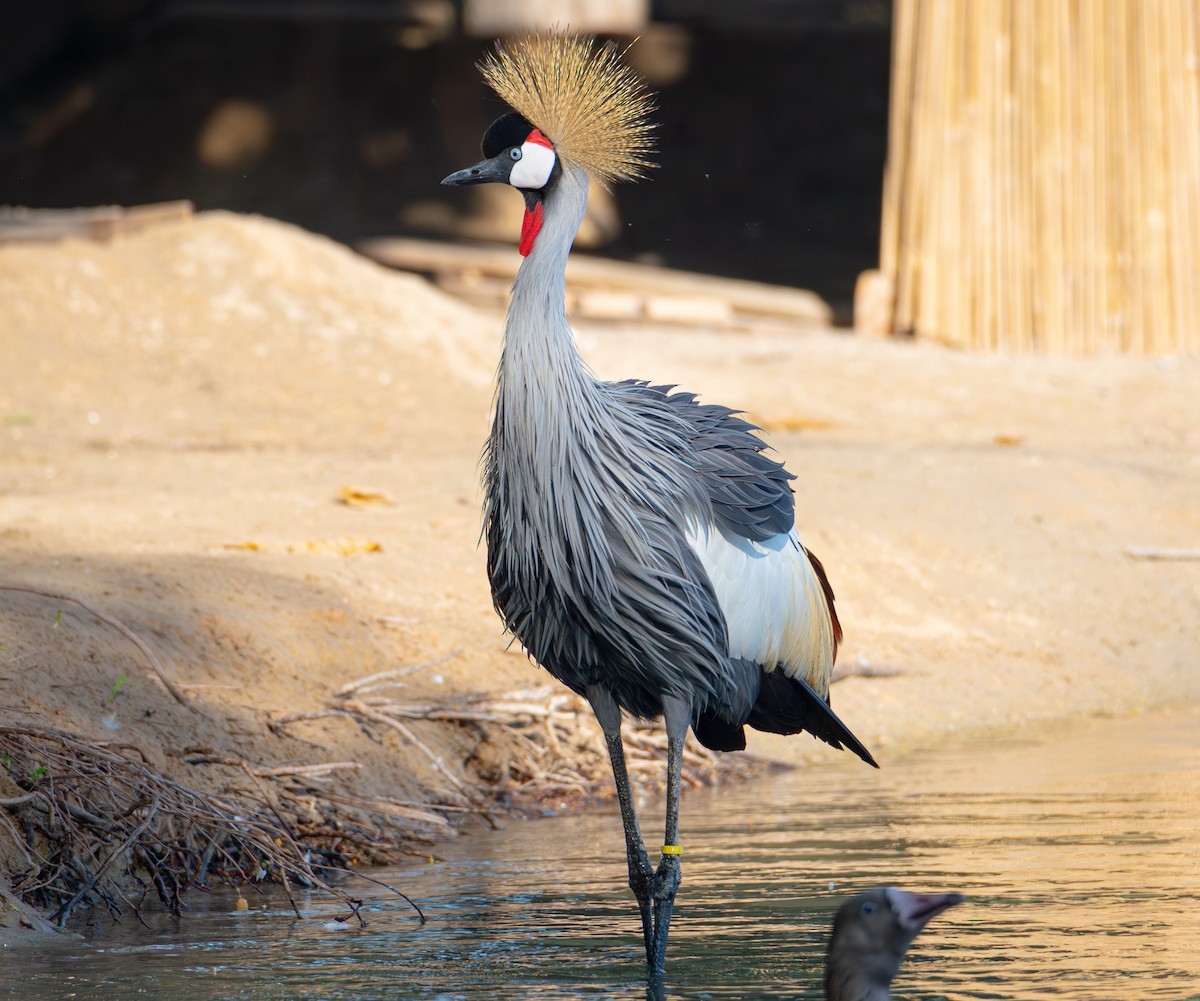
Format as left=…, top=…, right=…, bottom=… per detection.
left=519, top=201, right=544, bottom=256
left=525, top=129, right=553, bottom=149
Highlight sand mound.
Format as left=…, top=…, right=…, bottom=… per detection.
left=0, top=212, right=495, bottom=445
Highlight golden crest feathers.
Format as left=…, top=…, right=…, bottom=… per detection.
left=479, top=33, right=656, bottom=186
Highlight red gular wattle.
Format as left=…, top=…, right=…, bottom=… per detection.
left=519, top=201, right=545, bottom=256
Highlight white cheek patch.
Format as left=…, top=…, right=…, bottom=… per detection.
left=509, top=141, right=556, bottom=190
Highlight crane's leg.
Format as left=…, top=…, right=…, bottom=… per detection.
left=587, top=685, right=655, bottom=967
left=648, top=693, right=688, bottom=979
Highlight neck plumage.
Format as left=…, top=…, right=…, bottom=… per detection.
left=825, top=970, right=891, bottom=1001
left=496, top=162, right=592, bottom=418
left=825, top=951, right=899, bottom=1001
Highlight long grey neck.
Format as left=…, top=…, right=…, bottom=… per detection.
left=495, top=161, right=593, bottom=424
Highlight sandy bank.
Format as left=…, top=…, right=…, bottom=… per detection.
left=1, top=213, right=1196, bottom=939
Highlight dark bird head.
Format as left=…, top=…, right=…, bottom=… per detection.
left=825, top=887, right=965, bottom=1001
left=440, top=112, right=560, bottom=194
left=440, top=111, right=561, bottom=257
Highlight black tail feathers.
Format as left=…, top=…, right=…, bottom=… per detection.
left=746, top=670, right=878, bottom=767
left=690, top=668, right=876, bottom=766
left=692, top=713, right=747, bottom=752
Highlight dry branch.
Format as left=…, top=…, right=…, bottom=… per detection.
left=0, top=663, right=779, bottom=927
left=252, top=761, right=363, bottom=779
left=333, top=649, right=463, bottom=697
left=1124, top=546, right=1200, bottom=561
left=0, top=726, right=428, bottom=927
left=831, top=663, right=906, bottom=684
left=276, top=675, right=771, bottom=810
left=0, top=583, right=193, bottom=710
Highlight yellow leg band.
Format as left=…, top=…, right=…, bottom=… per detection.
left=661, top=844, right=682, bottom=856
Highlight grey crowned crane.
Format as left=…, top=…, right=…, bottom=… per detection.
left=441, top=33, right=877, bottom=981
left=825, top=887, right=965, bottom=1001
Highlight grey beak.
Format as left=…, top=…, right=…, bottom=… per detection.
left=887, top=889, right=966, bottom=933
left=441, top=154, right=511, bottom=186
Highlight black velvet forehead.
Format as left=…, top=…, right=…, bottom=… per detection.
left=482, top=112, right=535, bottom=158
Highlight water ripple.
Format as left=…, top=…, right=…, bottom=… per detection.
left=2, top=706, right=1197, bottom=1000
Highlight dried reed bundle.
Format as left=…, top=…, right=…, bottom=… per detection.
left=877, top=0, right=1200, bottom=353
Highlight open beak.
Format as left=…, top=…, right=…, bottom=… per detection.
left=886, top=888, right=966, bottom=933
left=441, top=154, right=511, bottom=186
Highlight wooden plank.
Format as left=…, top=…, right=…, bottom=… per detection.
left=644, top=294, right=732, bottom=325
left=434, top=266, right=799, bottom=330
left=575, top=289, right=642, bottom=320
left=0, top=201, right=194, bottom=243
left=359, top=236, right=833, bottom=326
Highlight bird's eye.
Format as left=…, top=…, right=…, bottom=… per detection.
left=510, top=147, right=523, bottom=161
left=861, top=902, right=876, bottom=915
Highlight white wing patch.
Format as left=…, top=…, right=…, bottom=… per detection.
left=685, top=520, right=836, bottom=695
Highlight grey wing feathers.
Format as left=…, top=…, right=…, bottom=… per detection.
left=485, top=378, right=758, bottom=724
left=616, top=381, right=796, bottom=542
left=594, top=381, right=874, bottom=765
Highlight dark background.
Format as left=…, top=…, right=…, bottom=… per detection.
left=0, top=2, right=892, bottom=315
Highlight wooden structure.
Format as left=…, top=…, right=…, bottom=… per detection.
left=359, top=236, right=833, bottom=330
left=869, top=1, right=1200, bottom=354
left=0, top=201, right=194, bottom=243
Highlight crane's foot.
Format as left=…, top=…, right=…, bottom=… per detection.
left=625, top=841, right=656, bottom=967
left=648, top=852, right=682, bottom=979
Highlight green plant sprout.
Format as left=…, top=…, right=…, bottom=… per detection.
left=110, top=673, right=128, bottom=703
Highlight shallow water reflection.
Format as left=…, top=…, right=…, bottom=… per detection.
left=4, top=706, right=1198, bottom=1000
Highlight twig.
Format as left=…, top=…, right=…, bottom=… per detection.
left=333, top=649, right=463, bottom=698
left=49, top=801, right=158, bottom=925
left=59, top=797, right=114, bottom=829
left=279, top=789, right=451, bottom=827
left=340, top=868, right=426, bottom=924
left=831, top=664, right=906, bottom=684
left=1125, top=546, right=1200, bottom=561
left=237, top=764, right=304, bottom=918
left=0, top=808, right=37, bottom=868
left=343, top=701, right=475, bottom=803
left=252, top=762, right=362, bottom=779
left=0, top=584, right=194, bottom=710
left=268, top=709, right=352, bottom=735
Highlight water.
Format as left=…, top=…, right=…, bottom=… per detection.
left=4, top=706, right=1198, bottom=1000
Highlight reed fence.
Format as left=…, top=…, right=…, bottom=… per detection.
left=872, top=0, right=1200, bottom=353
